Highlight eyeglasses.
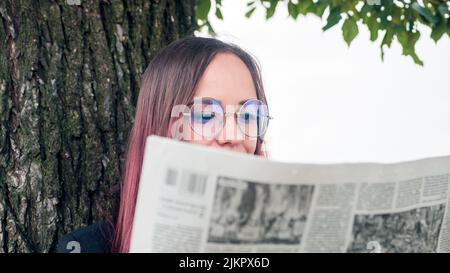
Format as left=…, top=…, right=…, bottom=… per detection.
left=182, top=97, right=272, bottom=139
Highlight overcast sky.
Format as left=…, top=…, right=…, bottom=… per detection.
left=197, top=1, right=450, bottom=164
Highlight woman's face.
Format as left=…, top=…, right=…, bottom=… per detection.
left=184, top=52, right=258, bottom=154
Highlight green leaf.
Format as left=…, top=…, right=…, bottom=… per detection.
left=205, top=21, right=216, bottom=36
left=322, top=7, right=342, bottom=31
left=448, top=17, right=450, bottom=38
left=215, top=7, right=223, bottom=20
left=437, top=6, right=450, bottom=16
left=360, top=4, right=372, bottom=17
left=411, top=2, right=438, bottom=24
left=366, top=14, right=379, bottom=41
left=431, top=19, right=446, bottom=42
left=382, top=29, right=394, bottom=48
left=245, top=7, right=256, bottom=18
left=390, top=6, right=402, bottom=25
left=192, top=0, right=450, bottom=66
left=297, top=0, right=312, bottom=16
left=342, top=17, right=359, bottom=46
left=397, top=31, right=420, bottom=51
left=288, top=1, right=299, bottom=19
left=311, top=0, right=327, bottom=18
left=196, top=0, right=211, bottom=20
left=380, top=28, right=394, bottom=60
left=397, top=31, right=423, bottom=65
left=409, top=52, right=424, bottom=66
left=266, top=0, right=278, bottom=19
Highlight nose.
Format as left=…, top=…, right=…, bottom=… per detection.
left=216, top=112, right=245, bottom=144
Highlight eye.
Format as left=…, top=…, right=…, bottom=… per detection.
left=239, top=112, right=257, bottom=123
left=193, top=111, right=216, bottom=124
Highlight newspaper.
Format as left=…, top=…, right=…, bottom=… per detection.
left=130, top=136, right=450, bottom=253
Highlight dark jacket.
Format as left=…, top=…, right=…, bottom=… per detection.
left=56, top=221, right=114, bottom=253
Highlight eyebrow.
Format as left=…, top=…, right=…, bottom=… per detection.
left=238, top=99, right=255, bottom=105
left=193, top=97, right=255, bottom=106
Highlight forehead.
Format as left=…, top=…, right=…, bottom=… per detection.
left=193, top=52, right=257, bottom=105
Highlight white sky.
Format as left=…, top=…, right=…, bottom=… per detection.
left=196, top=1, right=450, bottom=164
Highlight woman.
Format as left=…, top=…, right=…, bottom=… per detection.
left=57, top=36, right=271, bottom=253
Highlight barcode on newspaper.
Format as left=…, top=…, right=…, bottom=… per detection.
left=165, top=169, right=207, bottom=197
left=165, top=169, right=179, bottom=186
left=180, top=171, right=207, bottom=196
left=165, top=169, right=208, bottom=196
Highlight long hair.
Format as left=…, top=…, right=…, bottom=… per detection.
left=113, top=36, right=269, bottom=252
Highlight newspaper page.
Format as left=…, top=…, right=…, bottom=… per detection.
left=129, top=136, right=450, bottom=253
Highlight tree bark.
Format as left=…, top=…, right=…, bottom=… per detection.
left=0, top=0, right=195, bottom=253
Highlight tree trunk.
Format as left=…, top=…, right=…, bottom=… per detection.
left=0, top=0, right=195, bottom=253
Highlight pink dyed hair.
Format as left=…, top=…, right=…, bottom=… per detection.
left=113, top=36, right=269, bottom=252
